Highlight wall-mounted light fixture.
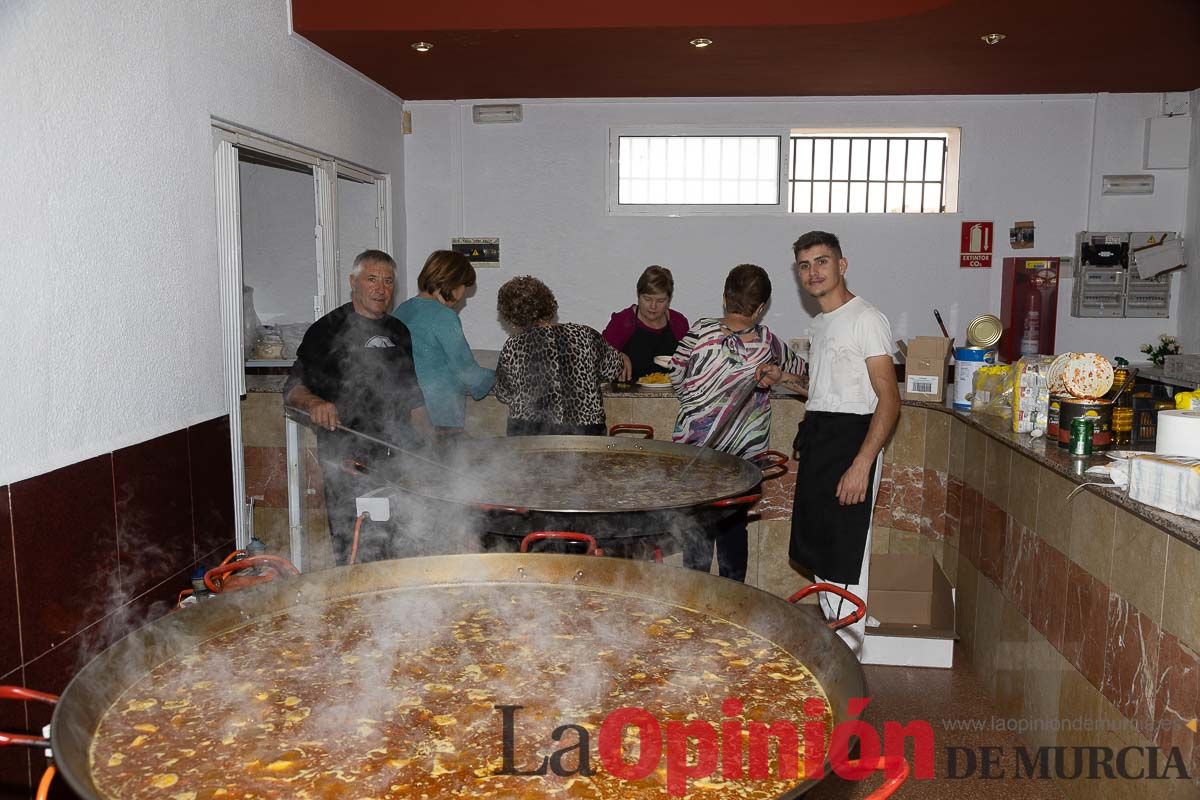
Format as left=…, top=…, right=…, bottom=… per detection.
left=689, top=38, right=713, bottom=48
left=472, top=104, right=523, bottom=124
left=411, top=41, right=434, bottom=52
left=1101, top=174, right=1155, bottom=195
left=980, top=33, right=1006, bottom=45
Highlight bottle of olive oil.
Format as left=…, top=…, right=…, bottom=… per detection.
left=1110, top=357, right=1133, bottom=447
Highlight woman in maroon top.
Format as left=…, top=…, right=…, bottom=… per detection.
left=601, top=265, right=690, bottom=381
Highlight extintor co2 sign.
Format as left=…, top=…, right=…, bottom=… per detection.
left=960, top=221, right=993, bottom=268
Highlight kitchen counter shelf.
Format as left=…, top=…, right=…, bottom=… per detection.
left=905, top=400, right=1200, bottom=551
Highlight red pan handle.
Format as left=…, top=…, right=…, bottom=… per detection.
left=219, top=548, right=247, bottom=566
left=520, top=531, right=604, bottom=557
left=340, top=458, right=370, bottom=477
left=0, top=686, right=57, bottom=748
left=204, top=555, right=300, bottom=593
left=788, top=583, right=867, bottom=630
left=609, top=423, right=654, bottom=439
left=710, top=493, right=762, bottom=508
left=862, top=755, right=909, bottom=799
left=0, top=687, right=58, bottom=705
left=756, top=450, right=789, bottom=481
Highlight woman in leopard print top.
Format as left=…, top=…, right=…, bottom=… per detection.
left=495, top=276, right=631, bottom=436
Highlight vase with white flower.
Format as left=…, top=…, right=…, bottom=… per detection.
left=1140, top=334, right=1181, bottom=367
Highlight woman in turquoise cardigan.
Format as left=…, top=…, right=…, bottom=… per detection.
left=394, top=250, right=495, bottom=434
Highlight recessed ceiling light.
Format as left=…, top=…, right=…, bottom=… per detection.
left=411, top=41, right=434, bottom=52
left=980, top=33, right=1006, bottom=45
left=689, top=38, right=713, bottom=48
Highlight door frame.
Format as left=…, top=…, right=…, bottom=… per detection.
left=211, top=121, right=391, bottom=565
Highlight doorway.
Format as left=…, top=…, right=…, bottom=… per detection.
left=212, top=123, right=392, bottom=571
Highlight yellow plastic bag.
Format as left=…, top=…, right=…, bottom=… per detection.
left=971, top=364, right=1015, bottom=419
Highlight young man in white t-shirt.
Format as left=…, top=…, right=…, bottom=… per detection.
left=760, top=231, right=900, bottom=657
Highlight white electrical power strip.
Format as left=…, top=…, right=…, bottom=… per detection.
left=355, top=495, right=391, bottom=522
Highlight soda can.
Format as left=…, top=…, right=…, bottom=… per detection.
left=1069, top=417, right=1094, bottom=457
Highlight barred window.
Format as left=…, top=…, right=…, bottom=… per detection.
left=607, top=127, right=958, bottom=216
left=788, top=132, right=958, bottom=214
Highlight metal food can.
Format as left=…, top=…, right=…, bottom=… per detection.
left=1057, top=397, right=1113, bottom=450
left=966, top=314, right=1003, bottom=348
left=1069, top=417, right=1094, bottom=456
left=1047, top=394, right=1065, bottom=437
left=953, top=346, right=996, bottom=411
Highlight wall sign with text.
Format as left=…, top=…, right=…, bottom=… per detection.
left=451, top=237, right=501, bottom=268
left=960, top=222, right=993, bottom=268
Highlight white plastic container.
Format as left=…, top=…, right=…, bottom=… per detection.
left=953, top=347, right=996, bottom=411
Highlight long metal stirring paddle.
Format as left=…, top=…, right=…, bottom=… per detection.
left=283, top=405, right=475, bottom=482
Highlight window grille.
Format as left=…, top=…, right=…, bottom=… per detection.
left=788, top=135, right=948, bottom=214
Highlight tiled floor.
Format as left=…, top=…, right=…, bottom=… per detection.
left=809, top=646, right=1066, bottom=799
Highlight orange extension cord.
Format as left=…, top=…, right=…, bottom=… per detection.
left=350, top=513, right=367, bottom=566
left=35, top=765, right=55, bottom=800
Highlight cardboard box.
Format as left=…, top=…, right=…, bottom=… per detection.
left=901, top=336, right=952, bottom=402
left=862, top=554, right=957, bottom=669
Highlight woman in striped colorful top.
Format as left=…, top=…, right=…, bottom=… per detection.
left=669, top=264, right=805, bottom=580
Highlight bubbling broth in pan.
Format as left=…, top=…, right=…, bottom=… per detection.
left=414, top=451, right=750, bottom=510
left=91, top=585, right=831, bottom=799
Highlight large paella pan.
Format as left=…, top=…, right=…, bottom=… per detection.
left=361, top=435, right=785, bottom=549
left=19, top=555, right=903, bottom=799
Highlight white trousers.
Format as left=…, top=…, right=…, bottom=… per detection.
left=814, top=451, right=882, bottom=659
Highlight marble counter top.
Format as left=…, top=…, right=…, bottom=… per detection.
left=908, top=399, right=1200, bottom=551
left=246, top=374, right=287, bottom=393
left=245, top=368, right=1198, bottom=550
left=602, top=385, right=1200, bottom=550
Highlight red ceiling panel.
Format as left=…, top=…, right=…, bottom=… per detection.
left=291, top=0, right=958, bottom=30
left=292, top=0, right=1200, bottom=100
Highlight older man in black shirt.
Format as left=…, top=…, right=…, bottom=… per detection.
left=285, top=249, right=431, bottom=564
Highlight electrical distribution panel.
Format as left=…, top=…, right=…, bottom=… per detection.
left=1072, top=231, right=1175, bottom=319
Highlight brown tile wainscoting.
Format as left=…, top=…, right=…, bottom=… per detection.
left=0, top=416, right=235, bottom=799
left=938, top=408, right=1200, bottom=800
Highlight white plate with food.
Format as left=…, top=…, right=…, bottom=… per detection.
left=1062, top=353, right=1114, bottom=399
left=1047, top=353, right=1073, bottom=395
left=637, top=371, right=673, bottom=388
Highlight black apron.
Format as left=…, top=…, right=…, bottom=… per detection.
left=623, top=321, right=679, bottom=380
left=789, top=410, right=878, bottom=583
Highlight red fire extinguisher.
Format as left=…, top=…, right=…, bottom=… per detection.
left=1019, top=277, right=1041, bottom=356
